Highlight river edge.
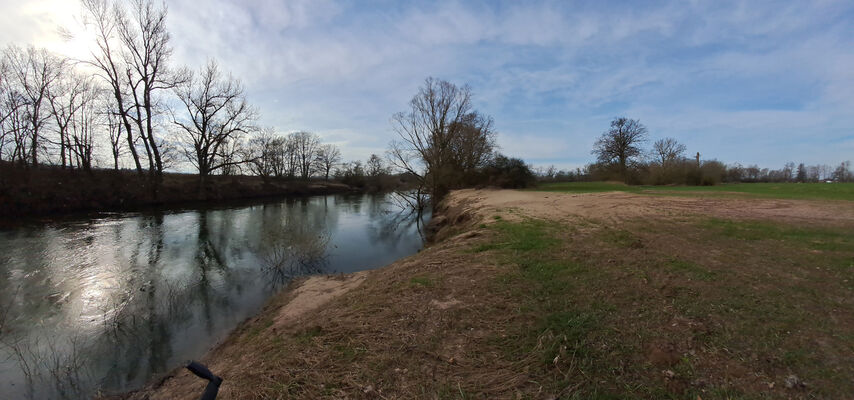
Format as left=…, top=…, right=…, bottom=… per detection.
left=103, top=272, right=374, bottom=400
left=107, top=194, right=468, bottom=400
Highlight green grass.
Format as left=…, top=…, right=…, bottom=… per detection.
left=473, top=219, right=559, bottom=253
left=409, top=276, right=436, bottom=287
left=535, top=181, right=854, bottom=201
left=473, top=213, right=854, bottom=398
left=701, top=217, right=854, bottom=252
left=477, top=219, right=607, bottom=389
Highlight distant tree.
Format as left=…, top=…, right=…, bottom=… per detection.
left=3, top=45, right=64, bottom=166
left=806, top=165, right=820, bottom=182
left=291, top=131, right=321, bottom=179
left=482, top=154, right=535, bottom=188
left=544, top=165, right=557, bottom=180
left=315, top=143, right=341, bottom=180
left=245, top=128, right=278, bottom=178
left=782, top=162, right=796, bottom=182
left=592, top=117, right=648, bottom=182
left=335, top=160, right=366, bottom=187
left=832, top=161, right=852, bottom=182
left=47, top=69, right=90, bottom=168
left=367, top=154, right=385, bottom=177
left=818, top=164, right=832, bottom=181
left=66, top=79, right=102, bottom=170
left=652, top=137, right=686, bottom=166
left=796, top=163, right=807, bottom=183
left=0, top=59, right=11, bottom=161
left=726, top=163, right=745, bottom=183
left=172, top=59, right=256, bottom=177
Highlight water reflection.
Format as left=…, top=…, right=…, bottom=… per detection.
left=0, top=193, right=426, bottom=399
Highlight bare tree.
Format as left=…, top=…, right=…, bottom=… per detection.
left=0, top=57, right=18, bottom=161
left=652, top=137, right=686, bottom=166
left=3, top=45, right=64, bottom=166
left=833, top=161, right=852, bottom=182
left=0, top=88, right=29, bottom=164
left=245, top=127, right=277, bottom=178
left=291, top=131, right=320, bottom=179
left=592, top=117, right=648, bottom=181
left=172, top=59, right=256, bottom=177
left=48, top=71, right=92, bottom=168
left=82, top=0, right=186, bottom=175
left=69, top=80, right=104, bottom=170
left=104, top=102, right=125, bottom=169
left=367, top=154, right=385, bottom=177
left=315, top=143, right=341, bottom=180
left=389, top=77, right=484, bottom=206
left=82, top=0, right=141, bottom=172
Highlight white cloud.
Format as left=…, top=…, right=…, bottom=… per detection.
left=2, top=0, right=853, bottom=170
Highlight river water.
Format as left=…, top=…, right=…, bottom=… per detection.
left=0, top=193, right=427, bottom=399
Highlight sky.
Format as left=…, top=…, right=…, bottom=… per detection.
left=2, top=0, right=853, bottom=170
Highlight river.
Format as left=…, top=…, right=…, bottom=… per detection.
left=0, top=192, right=427, bottom=399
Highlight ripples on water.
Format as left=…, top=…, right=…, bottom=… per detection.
left=0, top=193, right=427, bottom=399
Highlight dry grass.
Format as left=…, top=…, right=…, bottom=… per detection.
left=128, top=189, right=854, bottom=399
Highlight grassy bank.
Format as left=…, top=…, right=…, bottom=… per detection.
left=0, top=164, right=355, bottom=219
left=129, top=189, right=854, bottom=399
left=534, top=181, right=854, bottom=201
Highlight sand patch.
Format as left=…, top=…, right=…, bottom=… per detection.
left=274, top=272, right=368, bottom=327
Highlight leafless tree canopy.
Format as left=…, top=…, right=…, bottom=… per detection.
left=172, top=59, right=256, bottom=177
left=592, top=117, right=648, bottom=181
left=291, top=131, right=321, bottom=180
left=1, top=45, right=65, bottom=166
left=82, top=0, right=187, bottom=176
left=388, top=77, right=496, bottom=204
left=243, top=129, right=337, bottom=180
left=652, top=137, right=686, bottom=166
left=315, top=144, right=341, bottom=181
left=367, top=154, right=387, bottom=177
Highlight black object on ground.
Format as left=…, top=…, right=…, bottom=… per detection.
left=186, top=361, right=223, bottom=400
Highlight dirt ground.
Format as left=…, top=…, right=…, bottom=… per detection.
left=451, top=189, right=854, bottom=227
left=124, top=189, right=854, bottom=400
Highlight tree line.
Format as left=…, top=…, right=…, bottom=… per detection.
left=533, top=117, right=853, bottom=185
left=0, top=0, right=357, bottom=182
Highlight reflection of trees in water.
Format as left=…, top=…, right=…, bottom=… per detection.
left=0, top=329, right=94, bottom=400
left=368, top=192, right=430, bottom=246
left=260, top=227, right=330, bottom=288
left=0, top=195, right=354, bottom=399
left=1, top=210, right=250, bottom=399
left=255, top=198, right=333, bottom=288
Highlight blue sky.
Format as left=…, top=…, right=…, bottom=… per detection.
left=3, top=0, right=853, bottom=170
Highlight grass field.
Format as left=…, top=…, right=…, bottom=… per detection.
left=467, top=212, right=854, bottom=398
left=534, top=181, right=854, bottom=201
